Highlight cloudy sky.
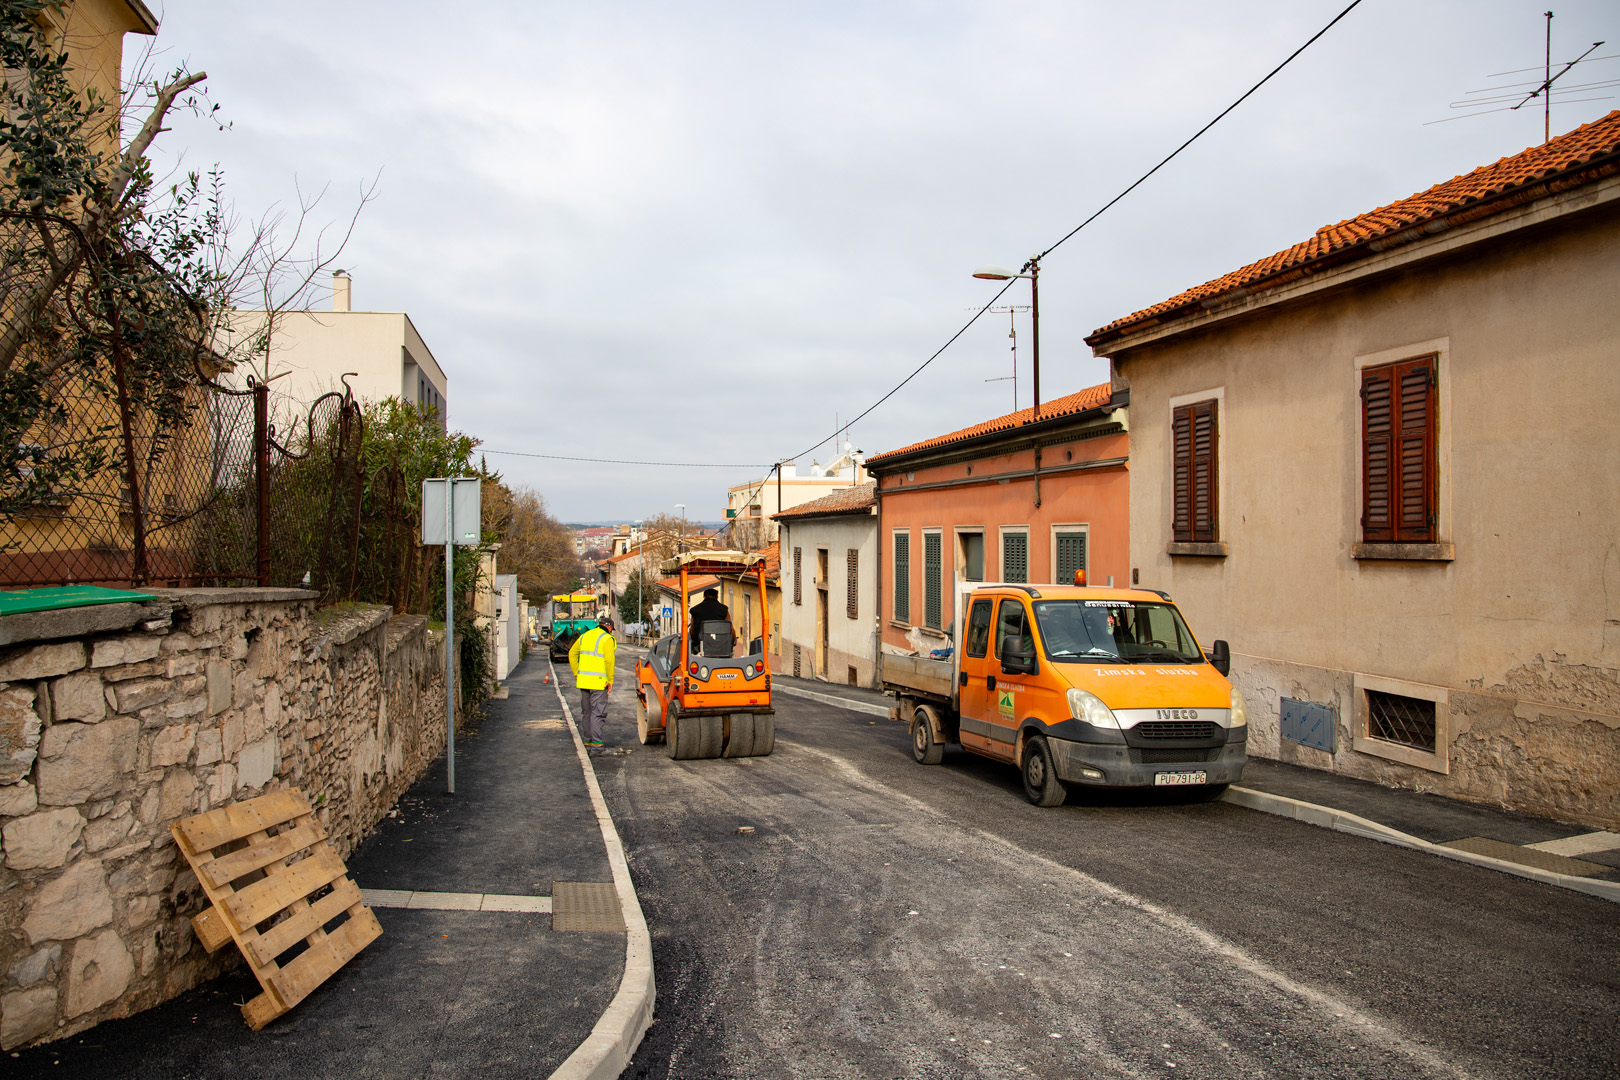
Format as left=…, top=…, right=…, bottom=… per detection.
left=134, top=0, right=1616, bottom=522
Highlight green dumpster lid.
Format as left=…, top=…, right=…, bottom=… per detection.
left=0, top=586, right=160, bottom=617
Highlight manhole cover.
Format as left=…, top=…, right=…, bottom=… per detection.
left=552, top=882, right=625, bottom=932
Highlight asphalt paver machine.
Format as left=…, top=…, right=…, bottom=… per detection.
left=635, top=551, right=775, bottom=758
left=548, top=592, right=600, bottom=662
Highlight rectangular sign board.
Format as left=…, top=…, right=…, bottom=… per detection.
left=421, top=478, right=482, bottom=546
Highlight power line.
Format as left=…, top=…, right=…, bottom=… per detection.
left=481, top=448, right=766, bottom=468
left=782, top=0, right=1367, bottom=465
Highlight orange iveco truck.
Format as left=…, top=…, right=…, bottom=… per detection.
left=883, top=577, right=1245, bottom=805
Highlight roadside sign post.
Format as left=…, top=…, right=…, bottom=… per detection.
left=422, top=478, right=482, bottom=793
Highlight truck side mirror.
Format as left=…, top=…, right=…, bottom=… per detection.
left=1209, top=639, right=1230, bottom=677
left=1000, top=635, right=1036, bottom=676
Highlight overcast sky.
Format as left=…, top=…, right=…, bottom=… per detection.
left=135, top=1, right=1616, bottom=522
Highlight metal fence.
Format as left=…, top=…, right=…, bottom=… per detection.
left=1, top=375, right=434, bottom=609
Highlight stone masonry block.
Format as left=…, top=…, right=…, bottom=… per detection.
left=1, top=986, right=57, bottom=1050
left=157, top=769, right=199, bottom=822
left=237, top=736, right=278, bottom=792
left=148, top=723, right=197, bottom=768
left=8, top=944, right=60, bottom=987
left=36, top=719, right=138, bottom=805
left=81, top=810, right=131, bottom=853
left=0, top=781, right=37, bottom=817
left=64, top=928, right=133, bottom=1018
left=3, top=807, right=85, bottom=870
left=0, top=687, right=43, bottom=785
left=52, top=672, right=106, bottom=722
left=0, top=641, right=85, bottom=683
left=111, top=678, right=171, bottom=714
left=22, top=859, right=113, bottom=944
left=194, top=727, right=222, bottom=766
left=205, top=660, right=231, bottom=716
left=90, top=636, right=161, bottom=669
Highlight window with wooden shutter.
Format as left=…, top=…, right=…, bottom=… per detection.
left=1361, top=357, right=1437, bottom=543
left=1172, top=400, right=1219, bottom=543
left=924, top=532, right=942, bottom=629
left=1055, top=530, right=1087, bottom=584
left=893, top=531, right=910, bottom=623
left=1002, top=531, right=1028, bottom=584
left=846, top=549, right=858, bottom=619
left=793, top=547, right=802, bottom=605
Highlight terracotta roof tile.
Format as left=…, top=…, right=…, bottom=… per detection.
left=772, top=482, right=877, bottom=520
left=1087, top=110, right=1620, bottom=344
left=866, top=382, right=1115, bottom=467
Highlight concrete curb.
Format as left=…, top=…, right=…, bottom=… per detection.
left=546, top=660, right=656, bottom=1080
left=774, top=682, right=894, bottom=718
left=1222, top=785, right=1620, bottom=906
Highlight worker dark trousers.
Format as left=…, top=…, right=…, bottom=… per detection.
left=580, top=688, right=609, bottom=743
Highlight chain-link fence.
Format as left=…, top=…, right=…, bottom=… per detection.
left=1, top=375, right=435, bottom=609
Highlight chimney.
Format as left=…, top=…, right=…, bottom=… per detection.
left=332, top=270, right=351, bottom=312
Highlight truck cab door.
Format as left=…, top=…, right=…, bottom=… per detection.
left=957, top=596, right=996, bottom=754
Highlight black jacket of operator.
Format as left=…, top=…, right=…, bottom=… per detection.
left=689, top=595, right=730, bottom=632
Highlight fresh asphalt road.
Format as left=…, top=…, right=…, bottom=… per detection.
left=584, top=651, right=1620, bottom=1080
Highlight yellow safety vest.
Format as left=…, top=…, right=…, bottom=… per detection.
left=569, top=627, right=615, bottom=690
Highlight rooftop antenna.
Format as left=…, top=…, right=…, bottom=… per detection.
left=1426, top=11, right=1612, bottom=132
left=973, top=304, right=1031, bottom=410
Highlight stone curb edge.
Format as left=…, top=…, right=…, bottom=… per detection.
left=773, top=682, right=893, bottom=718
left=1222, top=785, right=1620, bottom=906
left=545, top=659, right=656, bottom=1080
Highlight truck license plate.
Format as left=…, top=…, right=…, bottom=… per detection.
left=1154, top=770, right=1207, bottom=786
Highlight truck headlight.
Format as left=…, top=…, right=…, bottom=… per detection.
left=1229, top=688, right=1247, bottom=727
left=1067, top=687, right=1119, bottom=729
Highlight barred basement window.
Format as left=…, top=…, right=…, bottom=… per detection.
left=924, top=532, right=942, bottom=629
left=846, top=549, right=859, bottom=619
left=893, top=531, right=910, bottom=623
left=793, top=644, right=802, bottom=678
left=1366, top=689, right=1436, bottom=753
left=793, top=547, right=802, bottom=606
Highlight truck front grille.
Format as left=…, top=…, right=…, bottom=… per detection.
left=1133, top=747, right=1211, bottom=764
left=1133, top=721, right=1217, bottom=740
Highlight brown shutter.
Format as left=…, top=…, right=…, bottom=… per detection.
left=846, top=549, right=858, bottom=619
left=1173, top=401, right=1218, bottom=543
left=1362, top=358, right=1435, bottom=543
left=793, top=547, right=802, bottom=605
left=1172, top=405, right=1192, bottom=542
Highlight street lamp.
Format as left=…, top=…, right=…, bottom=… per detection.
left=973, top=257, right=1041, bottom=420
left=634, top=518, right=644, bottom=641
left=674, top=503, right=686, bottom=554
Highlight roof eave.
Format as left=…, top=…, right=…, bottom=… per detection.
left=865, top=394, right=1125, bottom=473
left=1088, top=154, right=1620, bottom=356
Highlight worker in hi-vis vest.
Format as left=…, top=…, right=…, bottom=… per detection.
left=568, top=613, right=616, bottom=750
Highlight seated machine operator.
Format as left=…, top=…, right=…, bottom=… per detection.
left=688, top=587, right=732, bottom=653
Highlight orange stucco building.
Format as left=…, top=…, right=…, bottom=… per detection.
left=864, top=382, right=1129, bottom=657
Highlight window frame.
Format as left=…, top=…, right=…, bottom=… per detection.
left=1171, top=396, right=1219, bottom=544
left=1352, top=672, right=1449, bottom=774
left=964, top=597, right=993, bottom=658
left=1050, top=523, right=1089, bottom=586
left=955, top=527, right=985, bottom=583
left=1360, top=355, right=1437, bottom=544
left=1351, top=339, right=1452, bottom=560
left=891, top=529, right=910, bottom=625
left=923, top=528, right=944, bottom=630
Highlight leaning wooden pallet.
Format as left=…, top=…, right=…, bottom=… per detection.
left=171, top=787, right=383, bottom=1030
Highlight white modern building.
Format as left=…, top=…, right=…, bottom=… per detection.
left=728, top=444, right=867, bottom=548
left=221, top=271, right=448, bottom=423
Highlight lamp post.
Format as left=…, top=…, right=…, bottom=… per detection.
left=674, top=503, right=686, bottom=554
left=973, top=257, right=1041, bottom=420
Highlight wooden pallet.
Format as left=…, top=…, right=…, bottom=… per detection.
left=171, top=787, right=383, bottom=1030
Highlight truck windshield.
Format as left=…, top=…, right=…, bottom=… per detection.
left=1031, top=599, right=1205, bottom=664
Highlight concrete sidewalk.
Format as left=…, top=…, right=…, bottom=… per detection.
left=800, top=676, right=1620, bottom=904
left=6, top=652, right=648, bottom=1078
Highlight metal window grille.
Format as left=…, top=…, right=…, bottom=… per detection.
left=924, top=532, right=942, bottom=629
left=893, top=532, right=910, bottom=623
left=793, top=644, right=802, bottom=678
left=1366, top=689, right=1436, bottom=752
left=846, top=549, right=858, bottom=619
left=793, top=547, right=802, bottom=606
left=1002, top=532, right=1028, bottom=584
left=1055, top=531, right=1086, bottom=585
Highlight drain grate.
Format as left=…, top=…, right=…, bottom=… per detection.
left=551, top=882, right=625, bottom=932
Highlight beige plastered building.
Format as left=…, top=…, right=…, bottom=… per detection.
left=1086, top=113, right=1620, bottom=829
left=775, top=485, right=878, bottom=686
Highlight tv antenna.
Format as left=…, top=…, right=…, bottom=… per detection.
left=970, top=304, right=1031, bottom=409
left=1427, top=11, right=1612, bottom=139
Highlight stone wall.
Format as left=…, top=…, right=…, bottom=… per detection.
left=0, top=588, right=447, bottom=1050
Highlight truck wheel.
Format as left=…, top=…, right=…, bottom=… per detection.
left=1021, top=735, right=1066, bottom=807
left=911, top=706, right=944, bottom=765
